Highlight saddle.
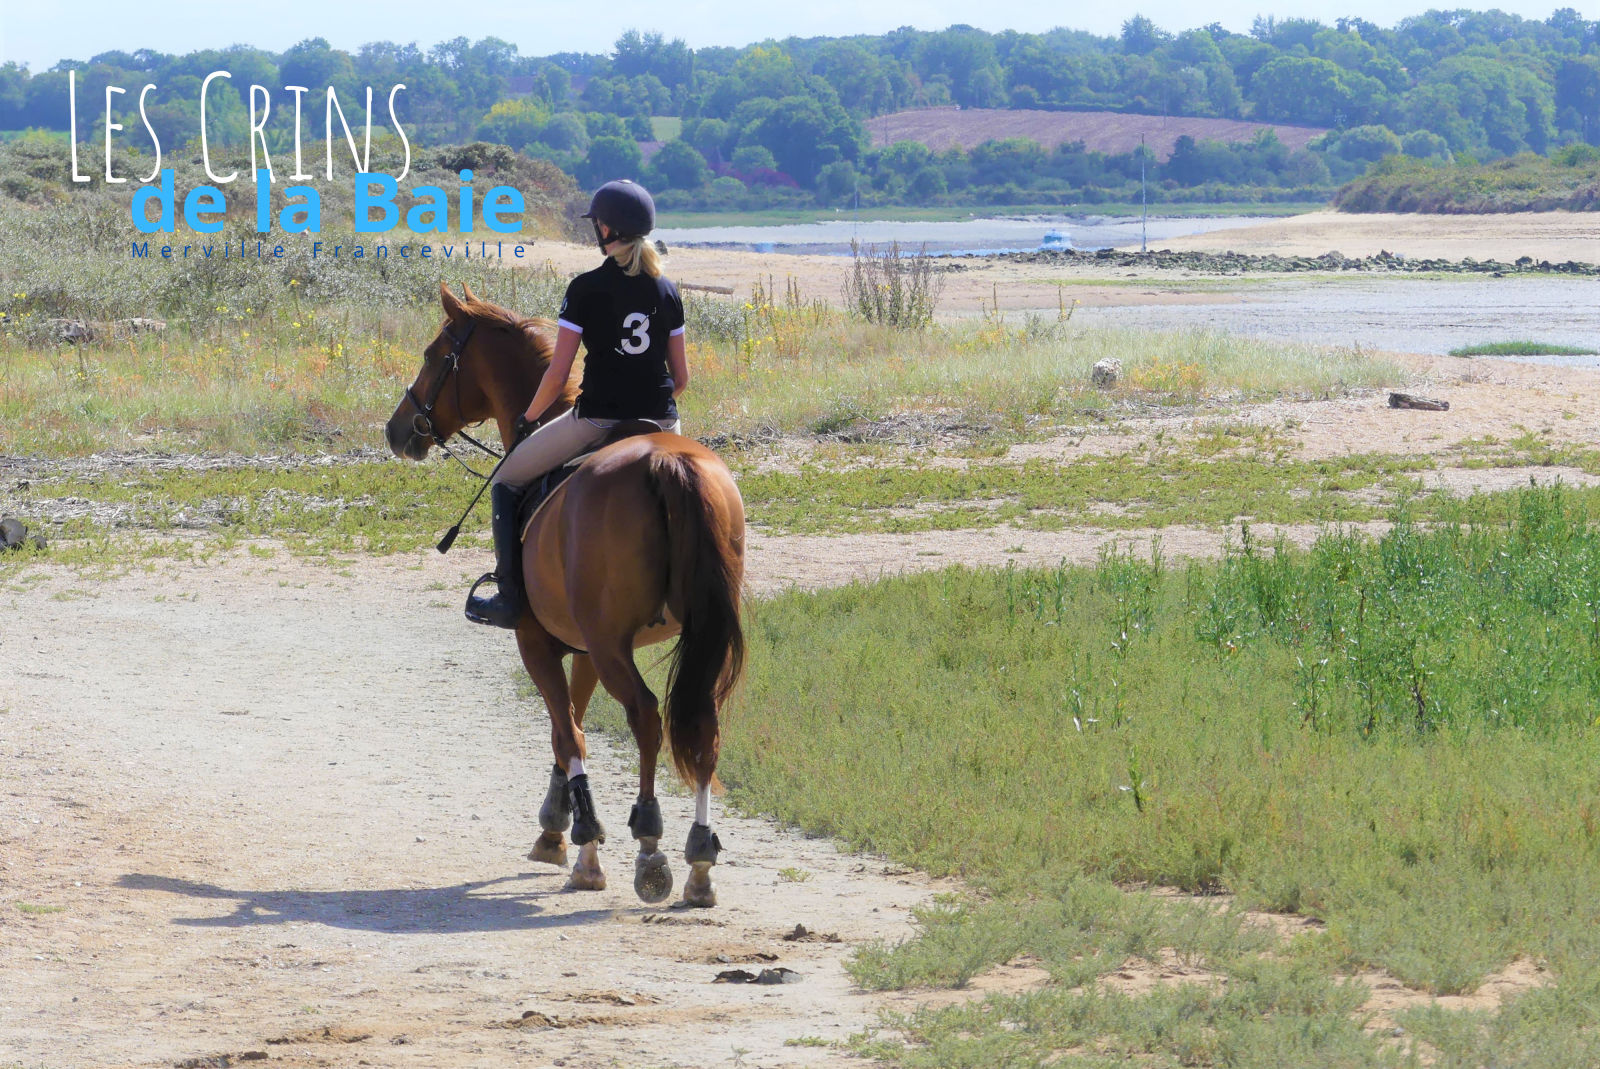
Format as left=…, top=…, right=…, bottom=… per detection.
left=516, top=419, right=665, bottom=540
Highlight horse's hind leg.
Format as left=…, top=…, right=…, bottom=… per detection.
left=516, top=623, right=605, bottom=890
left=588, top=643, right=673, bottom=904
left=681, top=717, right=723, bottom=909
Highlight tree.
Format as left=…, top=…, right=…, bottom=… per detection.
left=539, top=113, right=589, bottom=152
left=646, top=139, right=710, bottom=189
left=579, top=135, right=642, bottom=186
left=475, top=98, right=548, bottom=150
left=748, top=95, right=863, bottom=186
left=1556, top=56, right=1600, bottom=144
left=1251, top=55, right=1391, bottom=126
left=613, top=30, right=693, bottom=91
left=1336, top=124, right=1402, bottom=161
left=816, top=160, right=863, bottom=204
left=1416, top=55, right=1553, bottom=155
left=909, top=164, right=947, bottom=200
left=1121, top=16, right=1169, bottom=56
left=914, top=27, right=1006, bottom=108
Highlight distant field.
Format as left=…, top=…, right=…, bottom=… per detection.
left=868, top=107, right=1328, bottom=160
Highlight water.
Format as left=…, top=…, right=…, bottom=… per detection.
left=1076, top=276, right=1600, bottom=358
left=655, top=214, right=1272, bottom=256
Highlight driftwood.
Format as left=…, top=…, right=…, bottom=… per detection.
left=678, top=282, right=735, bottom=295
left=1389, top=392, right=1450, bottom=411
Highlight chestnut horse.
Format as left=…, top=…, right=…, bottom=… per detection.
left=386, top=284, right=745, bottom=907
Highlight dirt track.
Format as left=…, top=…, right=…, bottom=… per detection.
left=0, top=554, right=954, bottom=1068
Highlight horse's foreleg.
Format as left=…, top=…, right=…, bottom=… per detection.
left=589, top=644, right=673, bottom=904
left=517, top=623, right=605, bottom=887
left=531, top=655, right=598, bottom=865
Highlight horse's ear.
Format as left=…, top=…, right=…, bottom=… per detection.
left=462, top=282, right=478, bottom=303
left=440, top=283, right=466, bottom=323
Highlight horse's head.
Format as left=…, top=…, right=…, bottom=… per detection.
left=386, top=284, right=501, bottom=461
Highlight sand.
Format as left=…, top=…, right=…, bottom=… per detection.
left=1146, top=209, right=1600, bottom=265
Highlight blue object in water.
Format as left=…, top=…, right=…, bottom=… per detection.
left=1040, top=230, right=1072, bottom=250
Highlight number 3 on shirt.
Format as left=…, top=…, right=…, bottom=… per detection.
left=620, top=312, right=651, bottom=355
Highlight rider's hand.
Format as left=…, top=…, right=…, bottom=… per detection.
left=513, top=414, right=536, bottom=443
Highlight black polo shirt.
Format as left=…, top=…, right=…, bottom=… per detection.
left=558, top=258, right=683, bottom=421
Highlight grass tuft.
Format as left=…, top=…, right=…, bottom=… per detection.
left=1448, top=340, right=1596, bottom=358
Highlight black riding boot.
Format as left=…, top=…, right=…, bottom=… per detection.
left=465, top=482, right=524, bottom=629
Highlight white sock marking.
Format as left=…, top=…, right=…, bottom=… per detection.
left=567, top=756, right=586, bottom=778
left=695, top=784, right=710, bottom=826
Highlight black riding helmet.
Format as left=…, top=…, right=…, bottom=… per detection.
left=582, top=180, right=656, bottom=250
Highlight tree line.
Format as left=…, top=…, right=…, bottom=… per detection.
left=2, top=10, right=1599, bottom=209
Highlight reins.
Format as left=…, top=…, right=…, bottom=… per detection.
left=404, top=317, right=510, bottom=554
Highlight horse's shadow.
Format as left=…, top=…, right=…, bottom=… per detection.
left=117, top=871, right=612, bottom=933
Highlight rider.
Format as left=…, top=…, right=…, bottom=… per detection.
left=466, top=179, right=689, bottom=628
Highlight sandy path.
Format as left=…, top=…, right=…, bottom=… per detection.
left=0, top=554, right=951, bottom=1068
left=1152, top=209, right=1600, bottom=264
left=502, top=238, right=1248, bottom=313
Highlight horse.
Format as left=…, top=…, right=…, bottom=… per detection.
left=386, top=283, right=746, bottom=907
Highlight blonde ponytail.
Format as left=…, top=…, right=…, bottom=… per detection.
left=611, top=236, right=663, bottom=278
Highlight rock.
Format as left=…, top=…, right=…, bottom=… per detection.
left=783, top=923, right=841, bottom=943
left=1091, top=359, right=1122, bottom=388
left=0, top=517, right=26, bottom=548
left=1388, top=392, right=1450, bottom=412
left=755, top=967, right=803, bottom=984
left=121, top=317, right=166, bottom=333
left=46, top=319, right=95, bottom=343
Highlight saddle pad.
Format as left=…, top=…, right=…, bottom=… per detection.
left=517, top=460, right=586, bottom=542
left=515, top=420, right=667, bottom=542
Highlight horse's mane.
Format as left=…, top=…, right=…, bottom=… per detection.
left=452, top=285, right=576, bottom=408
left=456, top=288, right=556, bottom=361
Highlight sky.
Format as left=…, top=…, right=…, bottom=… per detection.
left=3, top=0, right=1597, bottom=68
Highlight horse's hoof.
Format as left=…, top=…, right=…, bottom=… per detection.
left=565, top=863, right=607, bottom=891
left=634, top=850, right=673, bottom=904
left=565, top=842, right=606, bottom=891
left=528, top=830, right=568, bottom=867
left=681, top=860, right=716, bottom=908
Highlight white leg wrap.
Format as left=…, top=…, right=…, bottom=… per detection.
left=694, top=784, right=710, bottom=826
left=567, top=756, right=586, bottom=778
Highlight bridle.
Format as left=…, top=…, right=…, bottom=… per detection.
left=403, top=318, right=503, bottom=473
left=401, top=315, right=520, bottom=555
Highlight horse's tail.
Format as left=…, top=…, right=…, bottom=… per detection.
left=649, top=450, right=745, bottom=788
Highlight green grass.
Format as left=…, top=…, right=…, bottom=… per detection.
left=0, top=445, right=1447, bottom=565
left=14, top=902, right=64, bottom=914
left=0, top=455, right=490, bottom=568
left=737, top=450, right=1429, bottom=535
left=694, top=484, right=1600, bottom=1065
left=0, top=291, right=1400, bottom=456
left=1449, top=341, right=1597, bottom=358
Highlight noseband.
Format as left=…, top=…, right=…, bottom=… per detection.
left=403, top=319, right=502, bottom=462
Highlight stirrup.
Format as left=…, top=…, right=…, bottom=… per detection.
left=464, top=572, right=518, bottom=627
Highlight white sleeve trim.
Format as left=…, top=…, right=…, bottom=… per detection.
left=556, top=318, right=583, bottom=334
left=669, top=326, right=685, bottom=337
